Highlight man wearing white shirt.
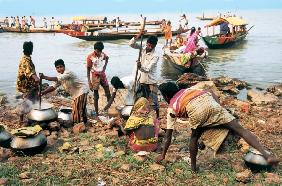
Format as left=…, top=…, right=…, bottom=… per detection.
left=129, top=32, right=160, bottom=118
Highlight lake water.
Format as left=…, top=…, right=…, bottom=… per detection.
left=0, top=10, right=281, bottom=101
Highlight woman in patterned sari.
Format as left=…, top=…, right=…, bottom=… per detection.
left=115, top=97, right=159, bottom=152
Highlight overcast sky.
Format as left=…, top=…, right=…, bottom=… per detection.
left=0, top=0, right=281, bottom=16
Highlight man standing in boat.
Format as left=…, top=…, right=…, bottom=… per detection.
left=129, top=31, right=160, bottom=118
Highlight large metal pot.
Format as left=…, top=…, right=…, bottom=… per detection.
left=27, top=103, right=57, bottom=122
left=10, top=132, right=47, bottom=156
left=0, top=127, right=12, bottom=148
left=243, top=149, right=272, bottom=172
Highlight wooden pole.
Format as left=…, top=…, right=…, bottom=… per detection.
left=132, top=17, right=146, bottom=100
left=39, top=75, right=42, bottom=110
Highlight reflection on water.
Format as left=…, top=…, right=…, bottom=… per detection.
left=207, top=40, right=248, bottom=64
left=161, top=58, right=183, bottom=81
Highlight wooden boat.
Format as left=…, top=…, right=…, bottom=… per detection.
left=202, top=16, right=250, bottom=49
left=163, top=48, right=208, bottom=74
left=196, top=16, right=215, bottom=21
left=2, top=26, right=56, bottom=33
left=65, top=29, right=182, bottom=41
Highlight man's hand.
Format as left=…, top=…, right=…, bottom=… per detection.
left=155, top=155, right=165, bottom=164
left=135, top=30, right=145, bottom=39
left=137, top=60, right=141, bottom=69
left=39, top=73, right=44, bottom=79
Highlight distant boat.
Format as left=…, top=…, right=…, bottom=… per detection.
left=202, top=16, right=251, bottom=49
left=196, top=13, right=216, bottom=21
left=196, top=16, right=215, bottom=21
left=64, top=29, right=182, bottom=41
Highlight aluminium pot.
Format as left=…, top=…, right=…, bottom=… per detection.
left=10, top=132, right=47, bottom=156
left=58, top=107, right=73, bottom=128
left=243, top=150, right=273, bottom=172
left=27, top=102, right=57, bottom=122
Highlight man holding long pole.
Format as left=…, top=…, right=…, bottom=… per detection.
left=129, top=26, right=160, bottom=118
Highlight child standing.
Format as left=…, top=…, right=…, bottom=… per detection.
left=86, top=42, right=111, bottom=115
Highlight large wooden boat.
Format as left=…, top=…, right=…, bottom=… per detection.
left=202, top=17, right=250, bottom=49
left=163, top=48, right=208, bottom=74
left=2, top=26, right=56, bottom=33
left=65, top=29, right=182, bottom=41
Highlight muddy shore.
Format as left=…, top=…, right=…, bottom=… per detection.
left=0, top=74, right=281, bottom=185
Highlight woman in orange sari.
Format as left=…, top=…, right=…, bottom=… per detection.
left=164, top=21, right=172, bottom=48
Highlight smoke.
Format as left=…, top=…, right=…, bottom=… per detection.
left=15, top=99, right=32, bottom=115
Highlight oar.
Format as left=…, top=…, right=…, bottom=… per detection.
left=247, top=25, right=254, bottom=32
left=132, top=17, right=146, bottom=100
left=39, top=75, right=42, bottom=110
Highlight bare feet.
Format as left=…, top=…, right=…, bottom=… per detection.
left=267, top=156, right=280, bottom=167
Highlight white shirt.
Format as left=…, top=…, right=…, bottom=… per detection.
left=87, top=52, right=107, bottom=73
left=129, top=37, right=159, bottom=84
left=113, top=76, right=135, bottom=105
left=52, top=70, right=89, bottom=99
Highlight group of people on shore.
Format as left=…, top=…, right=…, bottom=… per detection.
left=16, top=28, right=279, bottom=172
left=2, top=16, right=58, bottom=30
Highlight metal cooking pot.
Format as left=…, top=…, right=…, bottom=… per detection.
left=27, top=103, right=57, bottom=122
left=58, top=107, right=72, bottom=122
left=10, top=132, right=47, bottom=156
left=0, top=128, right=12, bottom=148
left=58, top=107, right=73, bottom=128
left=243, top=149, right=272, bottom=172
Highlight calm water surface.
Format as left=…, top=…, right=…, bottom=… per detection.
left=0, top=10, right=281, bottom=102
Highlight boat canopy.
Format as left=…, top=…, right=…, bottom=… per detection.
left=205, top=17, right=248, bottom=27
left=72, top=16, right=106, bottom=21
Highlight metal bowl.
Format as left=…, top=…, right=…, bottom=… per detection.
left=10, top=132, right=47, bottom=156
left=243, top=150, right=273, bottom=172
left=0, top=129, right=12, bottom=148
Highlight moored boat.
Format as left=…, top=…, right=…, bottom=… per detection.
left=2, top=26, right=56, bottom=33
left=202, top=16, right=250, bottom=49
left=65, top=29, right=182, bottom=41
left=163, top=48, right=208, bottom=76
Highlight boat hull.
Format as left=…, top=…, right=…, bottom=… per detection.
left=163, top=48, right=208, bottom=76
left=66, top=30, right=181, bottom=41
left=202, top=32, right=247, bottom=49
left=2, top=27, right=56, bottom=33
